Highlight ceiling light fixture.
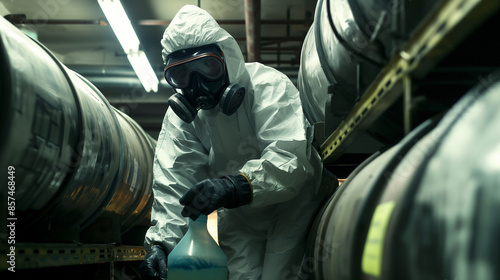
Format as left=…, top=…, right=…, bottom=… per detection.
left=98, top=0, right=158, bottom=92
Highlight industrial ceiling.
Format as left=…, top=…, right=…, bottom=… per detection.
left=0, top=0, right=316, bottom=138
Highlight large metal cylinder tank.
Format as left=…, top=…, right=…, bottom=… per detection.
left=0, top=16, right=155, bottom=241
left=299, top=117, right=437, bottom=280
left=366, top=71, right=500, bottom=280
left=298, top=0, right=438, bottom=126
left=300, top=71, right=500, bottom=279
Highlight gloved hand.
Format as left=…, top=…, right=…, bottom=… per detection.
left=180, top=174, right=252, bottom=220
left=140, top=244, right=168, bottom=280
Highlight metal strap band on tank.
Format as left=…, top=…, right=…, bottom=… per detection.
left=75, top=71, right=126, bottom=230
left=325, top=0, right=385, bottom=67
left=313, top=0, right=338, bottom=86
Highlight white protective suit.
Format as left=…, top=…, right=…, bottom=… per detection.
left=145, top=5, right=327, bottom=279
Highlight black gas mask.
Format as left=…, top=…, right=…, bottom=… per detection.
left=164, top=44, right=245, bottom=123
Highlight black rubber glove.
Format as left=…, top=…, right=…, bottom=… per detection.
left=140, top=244, right=168, bottom=280
left=179, top=174, right=252, bottom=220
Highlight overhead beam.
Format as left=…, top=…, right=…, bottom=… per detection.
left=138, top=19, right=311, bottom=26
left=4, top=15, right=311, bottom=26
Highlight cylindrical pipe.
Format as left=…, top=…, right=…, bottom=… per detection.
left=299, top=119, right=435, bottom=279
left=0, top=17, right=155, bottom=241
left=363, top=74, right=500, bottom=280
left=245, top=0, right=261, bottom=62
left=297, top=0, right=440, bottom=126
left=301, top=74, right=500, bottom=279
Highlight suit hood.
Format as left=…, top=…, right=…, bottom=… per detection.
left=161, top=5, right=247, bottom=85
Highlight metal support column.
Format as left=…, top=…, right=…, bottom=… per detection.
left=245, top=0, right=261, bottom=62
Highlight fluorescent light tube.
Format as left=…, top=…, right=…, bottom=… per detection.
left=98, top=0, right=159, bottom=92
left=128, top=51, right=159, bottom=93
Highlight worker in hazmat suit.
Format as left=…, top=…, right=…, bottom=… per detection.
left=140, top=5, right=332, bottom=280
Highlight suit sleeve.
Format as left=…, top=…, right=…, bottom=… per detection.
left=144, top=109, right=210, bottom=252
left=240, top=70, right=321, bottom=208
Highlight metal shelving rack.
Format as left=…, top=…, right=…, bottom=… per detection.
left=320, top=0, right=500, bottom=163
left=0, top=243, right=146, bottom=270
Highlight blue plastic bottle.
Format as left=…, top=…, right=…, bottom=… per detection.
left=168, top=214, right=228, bottom=280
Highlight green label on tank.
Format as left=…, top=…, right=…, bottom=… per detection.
left=362, top=201, right=396, bottom=277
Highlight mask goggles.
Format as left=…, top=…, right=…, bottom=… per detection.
left=164, top=44, right=245, bottom=123
left=164, top=53, right=226, bottom=89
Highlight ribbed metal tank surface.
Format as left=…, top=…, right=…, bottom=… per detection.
left=300, top=70, right=500, bottom=280
left=0, top=16, right=155, bottom=241
left=298, top=0, right=437, bottom=126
